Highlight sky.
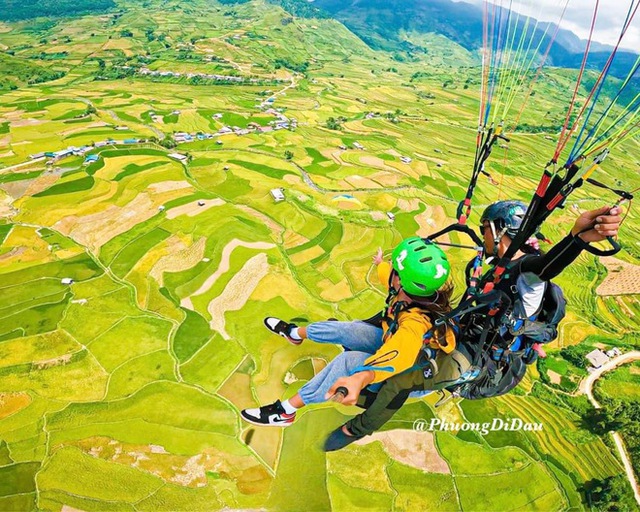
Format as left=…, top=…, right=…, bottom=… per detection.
left=457, top=0, right=640, bottom=52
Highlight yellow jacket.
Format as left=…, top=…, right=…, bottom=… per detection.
left=363, top=261, right=456, bottom=384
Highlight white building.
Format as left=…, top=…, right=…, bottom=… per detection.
left=387, top=212, right=396, bottom=221
left=400, top=156, right=412, bottom=164
left=61, top=278, right=74, bottom=285
left=168, top=153, right=188, bottom=162
left=353, top=142, right=365, bottom=150
left=586, top=349, right=610, bottom=369
left=270, top=188, right=285, bottom=202
left=606, top=347, right=622, bottom=358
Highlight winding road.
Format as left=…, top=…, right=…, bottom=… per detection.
left=580, top=351, right=640, bottom=505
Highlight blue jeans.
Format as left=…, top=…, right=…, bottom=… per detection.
left=299, top=321, right=383, bottom=405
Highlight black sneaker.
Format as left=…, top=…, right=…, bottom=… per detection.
left=323, top=424, right=364, bottom=452
left=241, top=400, right=296, bottom=427
left=263, top=317, right=302, bottom=345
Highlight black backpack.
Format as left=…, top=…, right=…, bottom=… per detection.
left=513, top=281, right=567, bottom=345
left=457, top=352, right=527, bottom=400
left=452, top=281, right=566, bottom=400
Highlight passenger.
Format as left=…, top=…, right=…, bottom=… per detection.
left=240, top=237, right=456, bottom=427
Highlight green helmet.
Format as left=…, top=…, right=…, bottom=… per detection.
left=391, top=237, right=450, bottom=297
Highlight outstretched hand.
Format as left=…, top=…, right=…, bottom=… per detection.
left=372, top=247, right=384, bottom=265
left=571, top=205, right=623, bottom=244
left=325, top=372, right=375, bottom=406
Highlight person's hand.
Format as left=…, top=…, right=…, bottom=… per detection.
left=571, top=205, right=623, bottom=243
left=325, top=371, right=375, bottom=406
left=372, top=247, right=384, bottom=265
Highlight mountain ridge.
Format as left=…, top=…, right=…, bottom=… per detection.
left=307, top=0, right=638, bottom=78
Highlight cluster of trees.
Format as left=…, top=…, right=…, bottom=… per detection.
left=29, top=70, right=65, bottom=84
left=32, top=51, right=69, bottom=60
left=95, top=66, right=135, bottom=80
left=0, top=79, right=17, bottom=91
left=39, top=36, right=72, bottom=44
left=0, top=0, right=115, bottom=21
left=325, top=116, right=345, bottom=130
left=159, top=138, right=176, bottom=149
left=582, top=475, right=637, bottom=511
left=559, top=344, right=592, bottom=369
left=274, top=58, right=309, bottom=73
left=266, top=0, right=328, bottom=19
left=588, top=392, right=640, bottom=478
left=0, top=53, right=66, bottom=85
left=144, top=29, right=167, bottom=44
left=411, top=71, right=430, bottom=81
left=513, top=123, right=557, bottom=134
left=384, top=108, right=404, bottom=119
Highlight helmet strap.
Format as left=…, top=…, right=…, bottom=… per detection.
left=386, top=269, right=400, bottom=305
left=405, top=289, right=440, bottom=306
left=489, top=221, right=507, bottom=258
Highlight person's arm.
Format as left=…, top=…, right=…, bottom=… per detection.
left=324, top=314, right=431, bottom=405
left=377, top=260, right=392, bottom=286
left=520, top=205, right=623, bottom=281
left=519, top=234, right=583, bottom=280
left=363, top=315, right=431, bottom=383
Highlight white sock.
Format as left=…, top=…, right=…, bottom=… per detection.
left=289, top=327, right=302, bottom=341
left=280, top=399, right=299, bottom=414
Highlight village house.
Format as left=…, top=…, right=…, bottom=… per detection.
left=168, top=153, right=188, bottom=162
left=270, top=188, right=285, bottom=202
left=586, top=349, right=610, bottom=369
